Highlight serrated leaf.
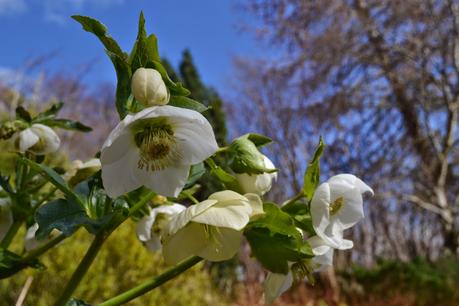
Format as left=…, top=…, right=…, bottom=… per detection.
left=130, top=11, right=149, bottom=71
left=282, top=202, right=315, bottom=235
left=247, top=133, right=272, bottom=147
left=303, top=137, right=325, bottom=201
left=40, top=119, right=92, bottom=132
left=107, top=51, right=132, bottom=119
left=146, top=60, right=191, bottom=96
left=72, top=15, right=124, bottom=58
left=248, top=203, right=301, bottom=239
left=169, top=96, right=208, bottom=113
left=205, top=159, right=241, bottom=192
left=245, top=228, right=313, bottom=274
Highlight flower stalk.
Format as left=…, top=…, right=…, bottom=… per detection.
left=98, top=256, right=203, bottom=306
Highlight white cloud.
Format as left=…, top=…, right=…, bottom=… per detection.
left=43, top=0, right=125, bottom=24
left=0, top=0, right=27, bottom=15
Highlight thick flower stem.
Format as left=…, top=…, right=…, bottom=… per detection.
left=98, top=256, right=203, bottom=306
left=53, top=233, right=107, bottom=306
left=0, top=220, right=22, bottom=248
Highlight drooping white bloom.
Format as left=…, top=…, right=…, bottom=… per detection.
left=16, top=124, right=60, bottom=154
left=131, top=68, right=169, bottom=107
left=264, top=271, right=294, bottom=305
left=0, top=198, right=13, bottom=241
left=101, top=105, right=218, bottom=198
left=311, top=174, right=373, bottom=249
left=161, top=190, right=262, bottom=264
left=136, top=203, right=186, bottom=252
left=24, top=223, right=61, bottom=252
left=307, top=235, right=334, bottom=269
left=235, top=154, right=277, bottom=196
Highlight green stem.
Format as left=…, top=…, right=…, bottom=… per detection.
left=98, top=256, right=203, bottom=306
left=53, top=233, right=107, bottom=306
left=0, top=220, right=22, bottom=248
left=22, top=234, right=66, bottom=262
left=128, top=191, right=156, bottom=217
left=281, top=192, right=305, bottom=211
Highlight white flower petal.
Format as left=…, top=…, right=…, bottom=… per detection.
left=332, top=188, right=365, bottom=230
left=101, top=131, right=134, bottom=165
left=329, top=174, right=374, bottom=196
left=164, top=200, right=218, bottom=236
left=191, top=200, right=252, bottom=230
left=134, top=165, right=190, bottom=197
left=102, top=149, right=142, bottom=198
left=235, top=155, right=277, bottom=195
left=18, top=128, right=39, bottom=152
left=263, top=272, right=293, bottom=305
left=311, top=182, right=331, bottom=239
left=136, top=214, right=156, bottom=242
left=196, top=227, right=242, bottom=262
left=30, top=124, right=60, bottom=154
left=162, top=222, right=208, bottom=265
left=24, top=223, right=40, bottom=252
left=244, top=193, right=264, bottom=216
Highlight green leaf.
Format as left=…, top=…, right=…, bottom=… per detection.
left=245, top=228, right=313, bottom=274
left=129, top=12, right=160, bottom=71
left=22, top=158, right=84, bottom=208
left=228, top=135, right=276, bottom=174
left=184, top=163, right=206, bottom=189
left=247, top=133, right=272, bottom=147
left=40, top=119, right=92, bottom=132
left=107, top=51, right=132, bottom=119
left=34, top=102, right=64, bottom=120
left=282, top=202, right=315, bottom=235
left=205, top=159, right=241, bottom=192
left=248, top=203, right=302, bottom=239
left=67, top=299, right=93, bottom=306
left=303, top=137, right=325, bottom=201
left=15, top=106, right=32, bottom=122
left=0, top=248, right=45, bottom=279
left=72, top=15, right=125, bottom=58
left=168, top=96, right=208, bottom=113
left=146, top=60, right=191, bottom=96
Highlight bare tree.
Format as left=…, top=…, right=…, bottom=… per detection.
left=229, top=0, right=459, bottom=260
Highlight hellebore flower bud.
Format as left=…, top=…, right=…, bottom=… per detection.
left=131, top=68, right=170, bottom=107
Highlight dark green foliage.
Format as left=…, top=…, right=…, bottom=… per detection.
left=340, top=257, right=459, bottom=306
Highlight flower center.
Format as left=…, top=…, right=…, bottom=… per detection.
left=133, top=120, right=181, bottom=171
left=329, top=197, right=344, bottom=216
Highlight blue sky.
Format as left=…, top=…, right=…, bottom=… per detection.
left=0, top=0, right=263, bottom=93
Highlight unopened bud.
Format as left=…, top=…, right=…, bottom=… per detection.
left=131, top=68, right=169, bottom=107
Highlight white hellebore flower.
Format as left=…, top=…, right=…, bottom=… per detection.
left=24, top=223, right=60, bottom=252
left=136, top=203, right=186, bottom=252
left=235, top=154, right=277, bottom=196
left=131, top=68, right=170, bottom=106
left=16, top=124, right=60, bottom=154
left=101, top=105, right=218, bottom=198
left=0, top=198, right=13, bottom=241
left=161, top=190, right=263, bottom=265
left=311, top=174, right=373, bottom=250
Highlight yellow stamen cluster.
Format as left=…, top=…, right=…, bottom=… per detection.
left=134, top=125, right=181, bottom=171
left=329, top=196, right=344, bottom=216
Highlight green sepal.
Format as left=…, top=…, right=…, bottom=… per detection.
left=303, top=137, right=325, bottom=201
left=246, top=133, right=272, bottom=147
left=34, top=102, right=64, bottom=121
